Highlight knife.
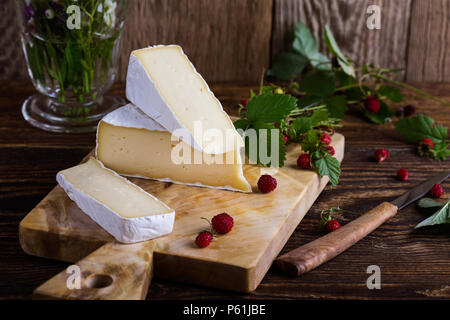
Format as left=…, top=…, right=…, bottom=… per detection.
left=275, top=172, right=450, bottom=277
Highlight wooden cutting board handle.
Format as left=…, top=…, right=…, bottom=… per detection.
left=33, top=241, right=154, bottom=300
left=276, top=202, right=398, bottom=277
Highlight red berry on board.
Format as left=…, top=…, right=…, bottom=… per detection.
left=211, top=213, right=234, bottom=234
left=321, top=132, right=332, bottom=145
left=241, top=99, right=249, bottom=108
left=374, top=149, right=389, bottom=162
left=297, top=153, right=311, bottom=169
left=327, top=145, right=335, bottom=156
left=364, top=96, right=380, bottom=113
left=195, top=231, right=213, bottom=248
left=325, top=219, right=341, bottom=233
left=430, top=184, right=444, bottom=198
left=257, top=174, right=277, bottom=193
left=397, top=168, right=409, bottom=181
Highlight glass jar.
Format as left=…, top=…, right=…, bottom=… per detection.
left=15, top=0, right=127, bottom=133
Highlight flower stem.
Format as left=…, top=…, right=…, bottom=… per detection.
left=373, top=74, right=450, bottom=107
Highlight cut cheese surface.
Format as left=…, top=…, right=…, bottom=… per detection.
left=126, top=45, right=243, bottom=154
left=96, top=104, right=252, bottom=193
left=57, top=157, right=175, bottom=243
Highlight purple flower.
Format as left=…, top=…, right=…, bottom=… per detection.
left=24, top=5, right=35, bottom=20
left=56, top=12, right=67, bottom=25
left=28, top=23, right=37, bottom=35
left=49, top=1, right=63, bottom=11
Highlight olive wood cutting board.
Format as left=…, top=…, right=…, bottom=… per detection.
left=20, top=134, right=344, bottom=299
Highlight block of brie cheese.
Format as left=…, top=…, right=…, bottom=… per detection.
left=126, top=45, right=243, bottom=154
left=56, top=157, right=175, bottom=243
left=96, top=104, right=252, bottom=193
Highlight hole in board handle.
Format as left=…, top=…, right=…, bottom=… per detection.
left=85, top=274, right=113, bottom=289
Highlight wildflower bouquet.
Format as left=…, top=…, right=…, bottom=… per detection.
left=17, top=0, right=126, bottom=104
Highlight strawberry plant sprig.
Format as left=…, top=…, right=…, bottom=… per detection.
left=234, top=83, right=342, bottom=186
left=268, top=20, right=450, bottom=161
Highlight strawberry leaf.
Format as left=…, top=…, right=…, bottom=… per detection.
left=394, top=114, right=447, bottom=144
left=314, top=153, right=341, bottom=187
left=415, top=201, right=450, bottom=228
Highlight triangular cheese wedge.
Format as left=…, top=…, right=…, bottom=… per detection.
left=126, top=45, right=243, bottom=154
left=57, top=157, right=175, bottom=243
left=96, top=104, right=252, bottom=193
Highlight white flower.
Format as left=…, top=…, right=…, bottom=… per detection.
left=98, top=0, right=117, bottom=28
left=45, top=9, right=55, bottom=19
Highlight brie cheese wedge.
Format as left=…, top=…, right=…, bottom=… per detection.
left=126, top=45, right=243, bottom=154
left=56, top=157, right=175, bottom=243
left=96, top=104, right=252, bottom=192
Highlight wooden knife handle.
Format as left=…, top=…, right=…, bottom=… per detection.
left=275, top=202, right=398, bottom=277
left=33, top=241, right=154, bottom=300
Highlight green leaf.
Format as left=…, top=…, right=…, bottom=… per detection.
left=310, top=109, right=329, bottom=126
left=289, top=117, right=312, bottom=137
left=432, top=141, right=450, bottom=161
left=233, top=119, right=250, bottom=131
left=309, top=51, right=332, bottom=70
left=418, top=198, right=445, bottom=208
left=292, top=21, right=318, bottom=58
left=252, top=121, right=286, bottom=167
left=415, top=201, right=450, bottom=228
left=246, top=93, right=297, bottom=123
left=324, top=25, right=354, bottom=76
left=325, top=95, right=347, bottom=119
left=260, top=86, right=274, bottom=95
left=394, top=114, right=447, bottom=144
left=315, top=154, right=341, bottom=186
left=335, top=70, right=356, bottom=86
left=300, top=70, right=335, bottom=97
left=378, top=85, right=403, bottom=102
left=298, top=95, right=323, bottom=108
left=267, top=52, right=308, bottom=81
left=364, top=101, right=393, bottom=124
left=345, top=87, right=365, bottom=101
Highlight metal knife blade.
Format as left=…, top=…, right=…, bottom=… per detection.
left=391, top=172, right=450, bottom=210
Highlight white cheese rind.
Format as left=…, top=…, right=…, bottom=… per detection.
left=56, top=158, right=175, bottom=243
left=96, top=104, right=252, bottom=193
left=125, top=44, right=243, bottom=154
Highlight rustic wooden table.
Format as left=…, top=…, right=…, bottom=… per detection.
left=1, top=81, right=449, bottom=300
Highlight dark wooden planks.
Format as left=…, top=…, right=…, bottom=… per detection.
left=406, top=0, right=450, bottom=82
left=1, top=81, right=450, bottom=299
left=119, top=0, right=273, bottom=82
left=1, top=0, right=273, bottom=83
left=271, top=0, right=412, bottom=79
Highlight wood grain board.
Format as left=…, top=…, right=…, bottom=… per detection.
left=19, top=134, right=344, bottom=298
left=4, top=0, right=450, bottom=83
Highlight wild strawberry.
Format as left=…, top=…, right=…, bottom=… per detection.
left=325, top=219, right=341, bottom=233
left=297, top=153, right=311, bottom=169
left=283, top=135, right=289, bottom=145
left=397, top=168, right=409, bottom=181
left=211, top=213, right=234, bottom=234
left=374, top=149, right=389, bottom=162
left=420, top=138, right=434, bottom=149
left=364, top=96, right=380, bottom=113
left=257, top=174, right=277, bottom=193
left=430, top=184, right=444, bottom=198
left=418, top=138, right=434, bottom=156
left=241, top=98, right=249, bottom=108
left=327, top=145, right=335, bottom=156
left=321, top=132, right=332, bottom=145
left=403, top=105, right=416, bottom=117
left=195, top=231, right=213, bottom=248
